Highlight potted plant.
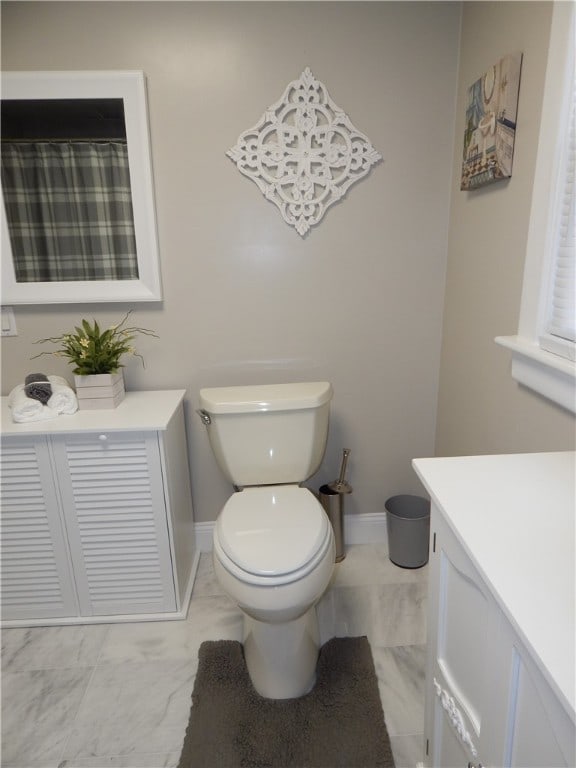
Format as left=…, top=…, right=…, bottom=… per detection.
left=33, top=312, right=157, bottom=409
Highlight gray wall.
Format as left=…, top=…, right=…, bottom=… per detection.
left=435, top=1, right=576, bottom=455
left=1, top=2, right=461, bottom=523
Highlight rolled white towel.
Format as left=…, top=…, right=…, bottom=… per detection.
left=47, top=375, right=78, bottom=415
left=8, top=384, right=59, bottom=422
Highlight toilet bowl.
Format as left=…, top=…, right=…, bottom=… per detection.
left=198, top=381, right=335, bottom=699
left=213, top=485, right=335, bottom=698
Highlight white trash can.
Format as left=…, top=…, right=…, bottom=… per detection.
left=385, top=495, right=430, bottom=568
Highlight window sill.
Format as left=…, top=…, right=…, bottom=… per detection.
left=495, top=335, right=576, bottom=413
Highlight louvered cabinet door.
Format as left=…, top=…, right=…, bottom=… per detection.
left=52, top=431, right=177, bottom=616
left=0, top=436, right=78, bottom=620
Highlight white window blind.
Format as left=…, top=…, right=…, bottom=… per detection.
left=540, top=33, right=576, bottom=361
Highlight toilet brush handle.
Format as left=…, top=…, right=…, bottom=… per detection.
left=337, top=449, right=351, bottom=486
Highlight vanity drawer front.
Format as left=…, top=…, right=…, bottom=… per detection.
left=51, top=431, right=176, bottom=616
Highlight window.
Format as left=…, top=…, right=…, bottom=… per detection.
left=496, top=1, right=576, bottom=413
left=0, top=71, right=162, bottom=304
left=539, top=64, right=575, bottom=362
left=1, top=98, right=138, bottom=283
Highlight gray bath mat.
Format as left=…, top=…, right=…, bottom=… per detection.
left=177, top=636, right=395, bottom=767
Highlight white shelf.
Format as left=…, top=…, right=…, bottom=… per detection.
left=1, top=389, right=186, bottom=435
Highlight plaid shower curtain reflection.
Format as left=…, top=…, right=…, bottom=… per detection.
left=1, top=141, right=138, bottom=282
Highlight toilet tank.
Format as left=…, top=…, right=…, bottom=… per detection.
left=199, top=382, right=332, bottom=486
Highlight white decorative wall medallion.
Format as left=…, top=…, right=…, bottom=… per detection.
left=226, top=68, right=382, bottom=236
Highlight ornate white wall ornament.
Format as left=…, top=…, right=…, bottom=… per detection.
left=226, top=67, right=382, bottom=236
left=433, top=677, right=479, bottom=758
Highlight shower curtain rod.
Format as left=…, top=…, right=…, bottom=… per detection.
left=1, top=137, right=128, bottom=144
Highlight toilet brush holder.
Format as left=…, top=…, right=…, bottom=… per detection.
left=320, top=448, right=352, bottom=562
left=319, top=484, right=347, bottom=562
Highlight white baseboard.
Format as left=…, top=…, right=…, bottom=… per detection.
left=195, top=521, right=216, bottom=552
left=344, top=512, right=387, bottom=545
left=195, top=512, right=388, bottom=553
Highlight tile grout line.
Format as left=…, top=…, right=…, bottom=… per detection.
left=54, top=624, right=112, bottom=768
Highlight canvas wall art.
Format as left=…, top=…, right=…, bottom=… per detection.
left=461, top=52, right=523, bottom=190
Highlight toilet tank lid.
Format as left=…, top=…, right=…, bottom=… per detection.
left=199, top=382, right=332, bottom=414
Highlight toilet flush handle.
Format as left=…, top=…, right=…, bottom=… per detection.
left=196, top=409, right=212, bottom=426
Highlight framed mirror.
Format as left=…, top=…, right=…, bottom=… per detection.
left=1, top=71, right=162, bottom=304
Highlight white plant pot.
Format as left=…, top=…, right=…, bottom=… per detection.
left=74, top=371, right=125, bottom=410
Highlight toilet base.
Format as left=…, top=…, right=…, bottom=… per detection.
left=243, top=607, right=320, bottom=699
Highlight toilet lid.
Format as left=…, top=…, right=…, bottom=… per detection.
left=216, top=486, right=330, bottom=578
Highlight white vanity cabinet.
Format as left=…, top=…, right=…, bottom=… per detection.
left=1, top=390, right=197, bottom=626
left=413, top=452, right=575, bottom=768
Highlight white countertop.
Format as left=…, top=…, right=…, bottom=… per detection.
left=1, top=389, right=187, bottom=435
left=413, top=451, right=575, bottom=721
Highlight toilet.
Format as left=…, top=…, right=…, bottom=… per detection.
left=198, top=382, right=335, bottom=699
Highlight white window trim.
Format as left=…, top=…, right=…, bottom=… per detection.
left=496, top=1, right=576, bottom=414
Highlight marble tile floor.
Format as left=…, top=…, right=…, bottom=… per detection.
left=1, top=543, right=428, bottom=768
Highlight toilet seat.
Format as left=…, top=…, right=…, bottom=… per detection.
left=214, top=485, right=333, bottom=587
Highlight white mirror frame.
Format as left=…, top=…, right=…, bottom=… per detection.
left=1, top=71, right=162, bottom=304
